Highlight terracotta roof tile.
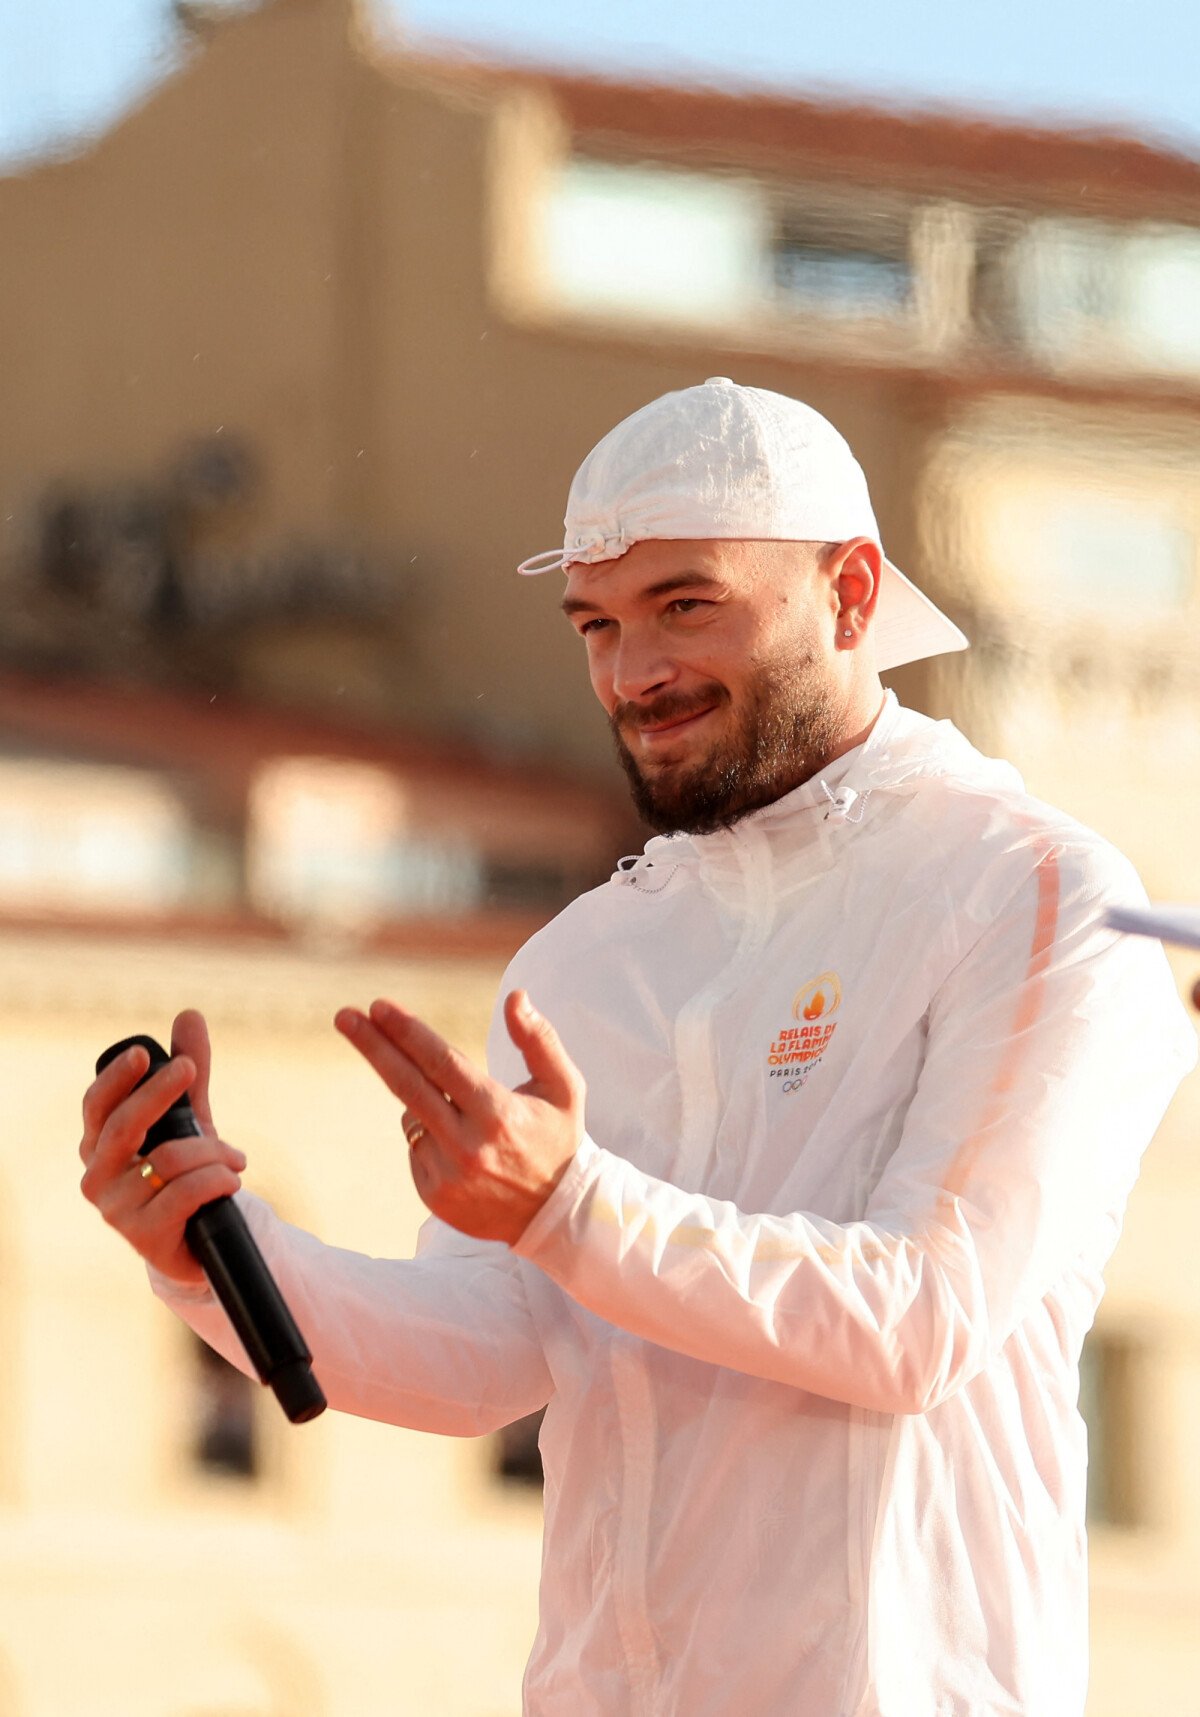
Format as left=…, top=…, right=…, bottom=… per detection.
left=396, top=44, right=1200, bottom=214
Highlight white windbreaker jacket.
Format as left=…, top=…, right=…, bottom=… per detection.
left=155, top=695, right=1196, bottom=1717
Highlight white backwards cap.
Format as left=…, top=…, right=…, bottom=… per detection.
left=518, top=377, right=968, bottom=674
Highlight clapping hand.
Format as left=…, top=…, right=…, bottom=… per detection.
left=334, top=990, right=584, bottom=1244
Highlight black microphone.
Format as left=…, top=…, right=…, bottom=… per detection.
left=96, top=1033, right=326, bottom=1424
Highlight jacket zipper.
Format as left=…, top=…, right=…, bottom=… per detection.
left=669, top=825, right=777, bottom=1185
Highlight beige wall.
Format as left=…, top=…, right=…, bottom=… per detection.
left=0, top=0, right=936, bottom=774
left=1087, top=989, right=1200, bottom=1717
left=0, top=927, right=541, bottom=1717
left=2, top=4, right=1199, bottom=1711
left=915, top=401, right=1200, bottom=1715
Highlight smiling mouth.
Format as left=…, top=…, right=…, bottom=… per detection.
left=630, top=705, right=719, bottom=747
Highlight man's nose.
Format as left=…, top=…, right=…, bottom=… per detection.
left=611, top=632, right=679, bottom=705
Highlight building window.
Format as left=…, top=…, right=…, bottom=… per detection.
left=482, top=857, right=577, bottom=912
left=192, top=1335, right=258, bottom=1480
left=247, top=756, right=485, bottom=929
left=0, top=759, right=193, bottom=914
left=1009, top=217, right=1200, bottom=377
left=534, top=155, right=939, bottom=351
left=495, top=1408, right=545, bottom=1487
left=772, top=238, right=911, bottom=314
left=770, top=211, right=912, bottom=318
left=1079, top=1330, right=1141, bottom=1528
left=1121, top=226, right=1200, bottom=373
left=539, top=157, right=766, bottom=325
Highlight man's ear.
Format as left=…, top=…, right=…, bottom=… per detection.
left=831, top=538, right=883, bottom=628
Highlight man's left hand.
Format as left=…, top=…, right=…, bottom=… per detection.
left=334, top=990, right=585, bottom=1244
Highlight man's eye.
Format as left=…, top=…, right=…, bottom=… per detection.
left=669, top=598, right=706, bottom=615
left=579, top=617, right=611, bottom=636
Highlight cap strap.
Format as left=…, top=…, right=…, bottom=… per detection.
left=517, top=549, right=567, bottom=577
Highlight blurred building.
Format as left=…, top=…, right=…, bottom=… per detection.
left=0, top=0, right=1198, bottom=1711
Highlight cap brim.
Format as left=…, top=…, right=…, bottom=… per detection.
left=874, top=559, right=968, bottom=673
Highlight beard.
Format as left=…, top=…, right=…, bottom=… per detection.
left=610, top=647, right=843, bottom=837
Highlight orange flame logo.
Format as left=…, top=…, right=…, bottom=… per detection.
left=792, top=972, right=842, bottom=1022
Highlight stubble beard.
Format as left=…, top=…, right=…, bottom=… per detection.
left=610, top=648, right=843, bottom=837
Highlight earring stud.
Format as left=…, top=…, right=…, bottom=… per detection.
left=842, top=629, right=853, bottom=639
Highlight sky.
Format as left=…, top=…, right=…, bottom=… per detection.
left=1, top=0, right=1199, bottom=170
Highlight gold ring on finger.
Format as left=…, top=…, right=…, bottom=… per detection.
left=139, top=1159, right=166, bottom=1193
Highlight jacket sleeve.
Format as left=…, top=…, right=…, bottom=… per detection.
left=513, top=839, right=1197, bottom=1414
left=150, top=1194, right=553, bottom=1435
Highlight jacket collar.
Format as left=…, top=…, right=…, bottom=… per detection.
left=612, top=694, right=1024, bottom=886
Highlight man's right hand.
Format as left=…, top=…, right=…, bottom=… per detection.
left=79, top=1008, right=247, bottom=1289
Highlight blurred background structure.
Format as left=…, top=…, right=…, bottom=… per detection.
left=0, top=0, right=1198, bottom=1712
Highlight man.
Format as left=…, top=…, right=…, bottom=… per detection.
left=81, top=378, right=1196, bottom=1715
